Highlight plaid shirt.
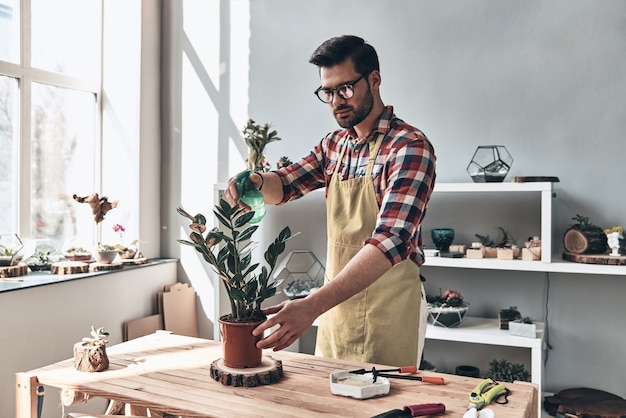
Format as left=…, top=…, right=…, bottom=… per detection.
left=275, top=106, right=436, bottom=266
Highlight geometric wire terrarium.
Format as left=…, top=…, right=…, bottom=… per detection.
left=467, top=145, right=513, bottom=183
left=274, top=250, right=325, bottom=300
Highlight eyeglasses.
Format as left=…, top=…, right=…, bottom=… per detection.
left=313, top=73, right=368, bottom=104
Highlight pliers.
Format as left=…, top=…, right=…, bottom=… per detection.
left=467, top=378, right=510, bottom=410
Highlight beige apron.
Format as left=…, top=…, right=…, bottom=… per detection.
left=315, top=133, right=427, bottom=367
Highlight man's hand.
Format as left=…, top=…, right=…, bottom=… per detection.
left=253, top=298, right=318, bottom=351
left=223, top=171, right=263, bottom=208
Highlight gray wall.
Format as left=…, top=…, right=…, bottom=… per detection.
left=242, top=0, right=626, bottom=395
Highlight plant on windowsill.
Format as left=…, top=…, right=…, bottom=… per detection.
left=74, top=326, right=110, bottom=372
left=426, top=289, right=470, bottom=328
left=177, top=198, right=292, bottom=369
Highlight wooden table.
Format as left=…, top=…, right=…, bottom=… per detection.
left=17, top=331, right=538, bottom=418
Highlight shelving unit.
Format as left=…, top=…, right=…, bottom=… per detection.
left=425, top=317, right=544, bottom=388
left=422, top=182, right=555, bottom=418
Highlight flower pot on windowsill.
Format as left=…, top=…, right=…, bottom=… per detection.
left=93, top=250, right=119, bottom=264
left=427, top=303, right=470, bottom=328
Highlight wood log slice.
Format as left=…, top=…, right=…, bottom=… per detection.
left=89, top=261, right=123, bottom=272
left=562, top=252, right=626, bottom=265
left=120, top=257, right=148, bottom=265
left=73, top=342, right=109, bottom=372
left=564, top=228, right=608, bottom=254
left=0, top=262, right=29, bottom=279
left=544, top=387, right=626, bottom=417
left=210, top=356, right=283, bottom=387
left=51, top=261, right=89, bottom=275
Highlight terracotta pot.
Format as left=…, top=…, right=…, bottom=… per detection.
left=219, top=315, right=264, bottom=368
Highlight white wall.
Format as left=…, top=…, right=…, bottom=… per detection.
left=244, top=0, right=626, bottom=395
left=162, top=0, right=626, bottom=396
left=2, top=261, right=178, bottom=418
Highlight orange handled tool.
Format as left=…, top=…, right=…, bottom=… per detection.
left=373, top=373, right=445, bottom=385
left=350, top=366, right=418, bottom=375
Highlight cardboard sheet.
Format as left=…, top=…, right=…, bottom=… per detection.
left=159, top=282, right=199, bottom=337
left=124, top=314, right=163, bottom=341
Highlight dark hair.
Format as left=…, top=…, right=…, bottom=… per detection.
left=309, top=35, right=379, bottom=75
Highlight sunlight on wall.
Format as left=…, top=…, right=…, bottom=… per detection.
left=176, top=0, right=251, bottom=335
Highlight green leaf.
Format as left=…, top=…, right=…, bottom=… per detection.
left=229, top=288, right=245, bottom=302
left=236, top=225, right=258, bottom=242
left=235, top=211, right=256, bottom=227
left=213, top=210, right=230, bottom=228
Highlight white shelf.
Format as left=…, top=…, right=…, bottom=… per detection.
left=424, top=255, right=626, bottom=275
left=431, top=182, right=554, bottom=263
left=426, top=316, right=543, bottom=349
left=426, top=317, right=544, bottom=418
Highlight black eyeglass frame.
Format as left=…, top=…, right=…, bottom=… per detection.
left=313, top=72, right=369, bottom=104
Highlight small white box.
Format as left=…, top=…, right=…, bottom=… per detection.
left=509, top=321, right=537, bottom=338
left=329, top=371, right=390, bottom=399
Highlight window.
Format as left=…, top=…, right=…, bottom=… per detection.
left=0, top=0, right=102, bottom=252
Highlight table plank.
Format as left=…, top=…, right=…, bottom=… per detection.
left=19, top=331, right=537, bottom=418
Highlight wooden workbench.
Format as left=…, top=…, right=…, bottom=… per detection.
left=16, top=331, right=537, bottom=417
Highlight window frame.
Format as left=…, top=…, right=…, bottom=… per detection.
left=0, top=0, right=103, bottom=243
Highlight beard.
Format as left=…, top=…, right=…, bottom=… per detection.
left=333, top=86, right=374, bottom=129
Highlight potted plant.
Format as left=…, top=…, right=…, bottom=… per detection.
left=94, top=243, right=120, bottom=264
left=486, top=358, right=530, bottom=383
left=0, top=234, right=24, bottom=266
left=498, top=306, right=521, bottom=330
left=243, top=119, right=281, bottom=173
left=74, top=326, right=110, bottom=372
left=509, top=316, right=536, bottom=338
left=426, top=289, right=470, bottom=327
left=111, top=224, right=140, bottom=259
left=177, top=198, right=292, bottom=368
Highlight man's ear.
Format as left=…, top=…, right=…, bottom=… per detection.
left=369, top=70, right=382, bottom=89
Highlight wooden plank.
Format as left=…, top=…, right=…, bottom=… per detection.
left=15, top=373, right=38, bottom=418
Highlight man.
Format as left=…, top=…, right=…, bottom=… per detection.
left=225, top=35, right=436, bottom=367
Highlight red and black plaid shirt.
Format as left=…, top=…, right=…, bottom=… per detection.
left=275, top=106, right=436, bottom=266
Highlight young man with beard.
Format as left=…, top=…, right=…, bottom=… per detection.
left=224, top=35, right=436, bottom=367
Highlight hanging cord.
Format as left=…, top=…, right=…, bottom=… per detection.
left=543, top=271, right=554, bottom=366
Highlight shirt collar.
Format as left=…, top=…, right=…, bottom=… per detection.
left=348, top=105, right=394, bottom=145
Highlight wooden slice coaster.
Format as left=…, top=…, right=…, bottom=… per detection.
left=51, top=261, right=89, bottom=275
left=120, top=257, right=148, bottom=265
left=210, top=356, right=283, bottom=387
left=0, top=262, right=29, bottom=279
left=90, top=262, right=123, bottom=272
left=563, top=251, right=626, bottom=266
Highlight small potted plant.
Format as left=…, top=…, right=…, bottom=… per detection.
left=498, top=306, right=521, bottom=330
left=486, top=358, right=530, bottom=382
left=243, top=119, right=281, bottom=173
left=426, top=289, right=470, bottom=327
left=94, top=243, right=120, bottom=264
left=111, top=224, right=140, bottom=259
left=509, top=316, right=536, bottom=338
left=74, top=326, right=110, bottom=372
left=177, top=198, right=292, bottom=368
left=0, top=234, right=24, bottom=266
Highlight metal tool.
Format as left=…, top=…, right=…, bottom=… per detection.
left=350, top=367, right=445, bottom=385
left=467, top=378, right=510, bottom=410
left=371, top=403, right=446, bottom=417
